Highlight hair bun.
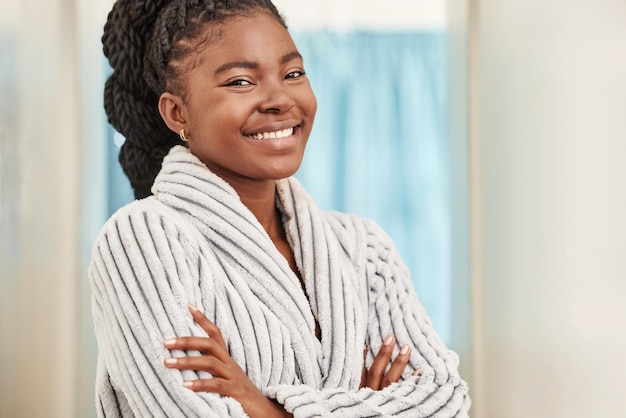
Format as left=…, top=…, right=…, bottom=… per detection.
left=103, top=0, right=181, bottom=199
left=118, top=141, right=172, bottom=199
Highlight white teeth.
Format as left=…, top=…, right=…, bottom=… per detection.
left=248, top=127, right=294, bottom=140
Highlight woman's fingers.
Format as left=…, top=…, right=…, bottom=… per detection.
left=163, top=306, right=228, bottom=354
left=380, top=344, right=411, bottom=388
left=364, top=335, right=395, bottom=389
left=362, top=337, right=415, bottom=390
left=164, top=335, right=232, bottom=362
left=164, top=336, right=212, bottom=352
left=163, top=353, right=239, bottom=378
left=188, top=305, right=227, bottom=349
left=182, top=377, right=231, bottom=394
left=163, top=305, right=232, bottom=366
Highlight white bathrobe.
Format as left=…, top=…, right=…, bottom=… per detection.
left=89, top=146, right=470, bottom=417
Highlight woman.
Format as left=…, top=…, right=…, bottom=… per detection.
left=91, top=0, right=471, bottom=416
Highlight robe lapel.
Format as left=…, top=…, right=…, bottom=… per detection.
left=277, top=178, right=365, bottom=389
left=153, top=147, right=322, bottom=386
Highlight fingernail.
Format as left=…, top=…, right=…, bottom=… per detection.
left=188, top=304, right=199, bottom=312
left=163, top=339, right=176, bottom=347
left=400, top=345, right=410, bottom=355
left=183, top=381, right=194, bottom=388
left=384, top=335, right=394, bottom=346
left=164, top=357, right=177, bottom=366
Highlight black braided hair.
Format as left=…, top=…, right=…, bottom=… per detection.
left=102, top=0, right=287, bottom=199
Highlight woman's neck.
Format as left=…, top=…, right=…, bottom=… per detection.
left=236, top=180, right=281, bottom=239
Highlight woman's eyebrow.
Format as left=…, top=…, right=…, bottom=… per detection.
left=281, top=51, right=303, bottom=64
left=214, top=52, right=303, bottom=75
left=214, top=60, right=258, bottom=75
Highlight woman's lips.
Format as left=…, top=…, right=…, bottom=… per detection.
left=245, top=126, right=296, bottom=140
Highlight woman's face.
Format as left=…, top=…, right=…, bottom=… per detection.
left=175, top=11, right=317, bottom=189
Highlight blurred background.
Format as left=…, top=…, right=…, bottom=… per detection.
left=1, top=0, right=625, bottom=417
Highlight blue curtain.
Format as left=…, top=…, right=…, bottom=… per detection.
left=292, top=31, right=451, bottom=342
left=107, top=30, right=452, bottom=343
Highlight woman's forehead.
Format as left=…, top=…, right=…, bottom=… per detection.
left=191, top=13, right=298, bottom=69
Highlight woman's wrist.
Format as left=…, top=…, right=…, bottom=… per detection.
left=269, top=399, right=293, bottom=418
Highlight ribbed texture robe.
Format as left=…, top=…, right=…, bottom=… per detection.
left=90, top=146, right=470, bottom=417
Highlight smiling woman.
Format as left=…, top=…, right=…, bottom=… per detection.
left=90, top=0, right=469, bottom=417
left=156, top=14, right=317, bottom=188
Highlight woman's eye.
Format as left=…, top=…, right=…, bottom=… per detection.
left=286, top=69, right=305, bottom=79
left=226, top=79, right=252, bottom=87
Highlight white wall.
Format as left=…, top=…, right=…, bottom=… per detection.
left=1, top=0, right=81, bottom=415
left=272, top=0, right=447, bottom=30
left=0, top=0, right=110, bottom=417
left=470, top=0, right=626, bottom=417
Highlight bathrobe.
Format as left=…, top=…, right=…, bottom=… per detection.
left=89, top=146, right=470, bottom=417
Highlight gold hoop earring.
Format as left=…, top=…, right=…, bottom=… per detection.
left=179, top=129, right=190, bottom=142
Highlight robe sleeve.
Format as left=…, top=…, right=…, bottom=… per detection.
left=264, top=218, right=471, bottom=417
left=89, top=200, right=248, bottom=418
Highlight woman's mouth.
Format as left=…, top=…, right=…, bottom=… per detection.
left=246, top=127, right=296, bottom=140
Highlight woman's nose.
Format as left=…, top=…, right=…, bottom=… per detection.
left=258, top=82, right=295, bottom=114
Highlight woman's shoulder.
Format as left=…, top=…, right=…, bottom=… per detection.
left=320, top=210, right=399, bottom=268
left=98, top=196, right=171, bottom=229
left=322, top=210, right=391, bottom=242
left=92, top=196, right=199, bottom=253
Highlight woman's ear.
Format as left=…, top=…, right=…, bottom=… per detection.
left=158, top=92, right=187, bottom=134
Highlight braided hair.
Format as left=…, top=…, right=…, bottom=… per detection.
left=102, top=0, right=286, bottom=199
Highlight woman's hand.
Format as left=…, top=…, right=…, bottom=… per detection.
left=360, top=336, right=419, bottom=390
left=164, top=306, right=292, bottom=418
